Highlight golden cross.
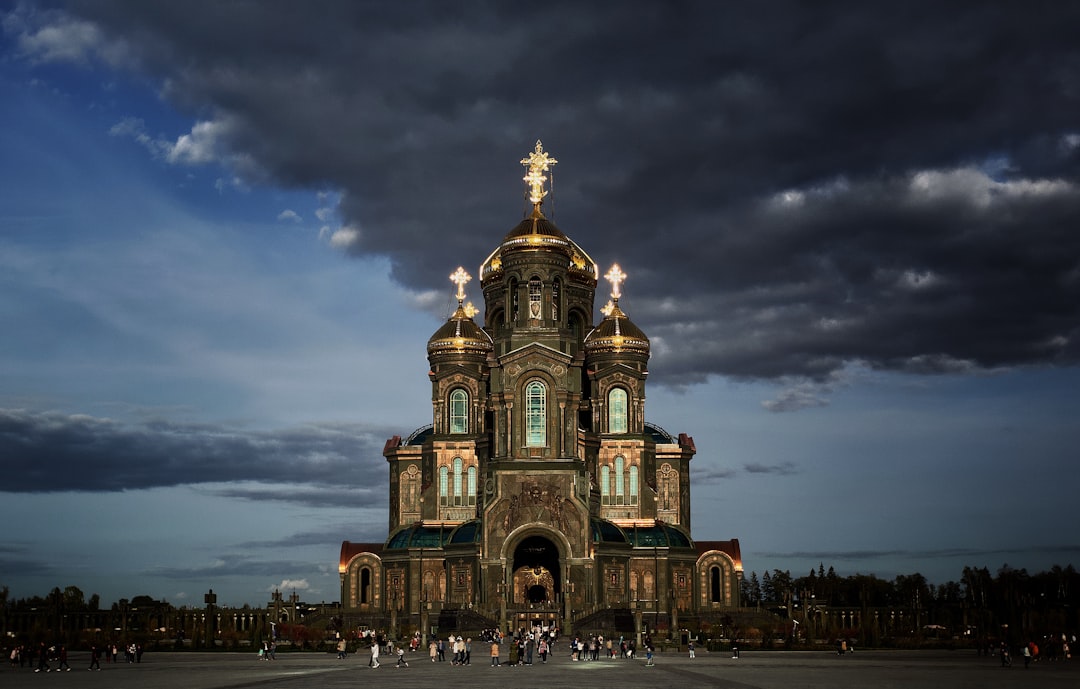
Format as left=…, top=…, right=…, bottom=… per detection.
left=449, top=266, right=471, bottom=302
left=520, top=140, right=558, bottom=204
left=604, top=264, right=626, bottom=300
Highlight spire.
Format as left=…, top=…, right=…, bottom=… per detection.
left=520, top=140, right=558, bottom=209
left=604, top=263, right=627, bottom=303
left=449, top=267, right=478, bottom=318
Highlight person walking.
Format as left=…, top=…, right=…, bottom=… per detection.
left=34, top=642, right=50, bottom=673
left=57, top=645, right=71, bottom=671
left=88, top=646, right=101, bottom=671
left=396, top=646, right=409, bottom=668
left=370, top=641, right=380, bottom=669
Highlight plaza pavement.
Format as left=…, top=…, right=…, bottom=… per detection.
left=2, top=646, right=1076, bottom=689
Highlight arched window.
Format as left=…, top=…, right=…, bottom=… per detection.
left=525, top=380, right=547, bottom=447
left=614, top=455, right=625, bottom=505
left=629, top=465, right=639, bottom=505
left=509, top=278, right=518, bottom=323
left=453, top=457, right=464, bottom=506
left=360, top=567, right=371, bottom=604
left=467, top=466, right=477, bottom=506
left=528, top=277, right=543, bottom=319
left=551, top=278, right=560, bottom=323
left=710, top=566, right=722, bottom=603
left=439, top=466, right=449, bottom=506
left=600, top=465, right=611, bottom=505
left=449, top=389, right=468, bottom=434
left=608, top=388, right=628, bottom=433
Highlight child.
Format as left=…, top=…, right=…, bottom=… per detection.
left=396, top=647, right=409, bottom=668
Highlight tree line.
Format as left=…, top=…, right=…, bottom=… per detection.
left=738, top=563, right=1078, bottom=646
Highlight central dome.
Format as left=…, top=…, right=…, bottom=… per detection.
left=480, top=205, right=598, bottom=285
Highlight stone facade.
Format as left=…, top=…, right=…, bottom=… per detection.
left=339, top=142, right=741, bottom=635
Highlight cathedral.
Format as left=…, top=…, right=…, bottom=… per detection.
left=339, top=142, right=741, bottom=638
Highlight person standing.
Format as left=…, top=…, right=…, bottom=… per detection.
left=688, top=640, right=695, bottom=659
left=490, top=639, right=500, bottom=667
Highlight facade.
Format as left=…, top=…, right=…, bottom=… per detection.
left=339, top=142, right=741, bottom=636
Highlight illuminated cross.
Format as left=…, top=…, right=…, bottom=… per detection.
left=450, top=266, right=471, bottom=302
left=520, top=140, right=558, bottom=205
left=464, top=302, right=479, bottom=319
left=604, top=263, right=627, bottom=300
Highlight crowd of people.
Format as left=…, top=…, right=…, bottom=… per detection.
left=7, top=641, right=142, bottom=672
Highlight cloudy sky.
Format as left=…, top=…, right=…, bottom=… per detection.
left=2, top=1, right=1079, bottom=608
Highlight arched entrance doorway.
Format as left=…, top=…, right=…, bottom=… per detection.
left=511, top=535, right=560, bottom=605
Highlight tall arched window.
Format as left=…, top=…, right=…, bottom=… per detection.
left=439, top=466, right=449, bottom=506
left=600, top=465, right=611, bottom=505
left=710, top=566, right=722, bottom=603
left=528, top=277, right=543, bottom=319
left=467, top=466, right=477, bottom=506
left=525, top=380, right=547, bottom=447
left=360, top=567, right=371, bottom=604
left=608, top=388, right=628, bottom=433
left=614, top=455, right=625, bottom=505
left=629, top=465, right=639, bottom=505
left=551, top=278, right=560, bottom=323
left=449, top=389, right=468, bottom=434
left=453, top=457, right=464, bottom=506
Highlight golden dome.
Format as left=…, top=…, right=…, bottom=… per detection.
left=584, top=300, right=650, bottom=356
left=427, top=303, right=493, bottom=357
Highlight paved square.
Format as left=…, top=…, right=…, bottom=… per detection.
left=3, top=647, right=1074, bottom=689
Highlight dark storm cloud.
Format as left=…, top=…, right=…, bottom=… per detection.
left=744, top=461, right=799, bottom=476
left=13, top=1, right=1080, bottom=384
left=143, top=554, right=320, bottom=579
left=0, top=408, right=391, bottom=495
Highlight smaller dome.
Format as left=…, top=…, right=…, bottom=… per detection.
left=584, top=301, right=650, bottom=356
left=427, top=304, right=493, bottom=358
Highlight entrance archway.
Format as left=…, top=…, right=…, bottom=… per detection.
left=511, top=535, right=560, bottom=605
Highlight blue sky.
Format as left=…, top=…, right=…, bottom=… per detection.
left=2, top=2, right=1079, bottom=607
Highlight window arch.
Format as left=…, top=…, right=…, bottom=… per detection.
left=608, top=387, right=628, bottom=433
left=449, top=389, right=468, bottom=434
left=528, top=276, right=542, bottom=319
left=439, top=466, right=449, bottom=506
left=467, top=466, right=477, bottom=506
left=551, top=278, right=560, bottom=323
left=614, top=455, right=625, bottom=505
left=453, top=457, right=464, bottom=506
left=525, top=380, right=547, bottom=447
left=509, top=278, right=519, bottom=322
left=359, top=567, right=372, bottom=604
